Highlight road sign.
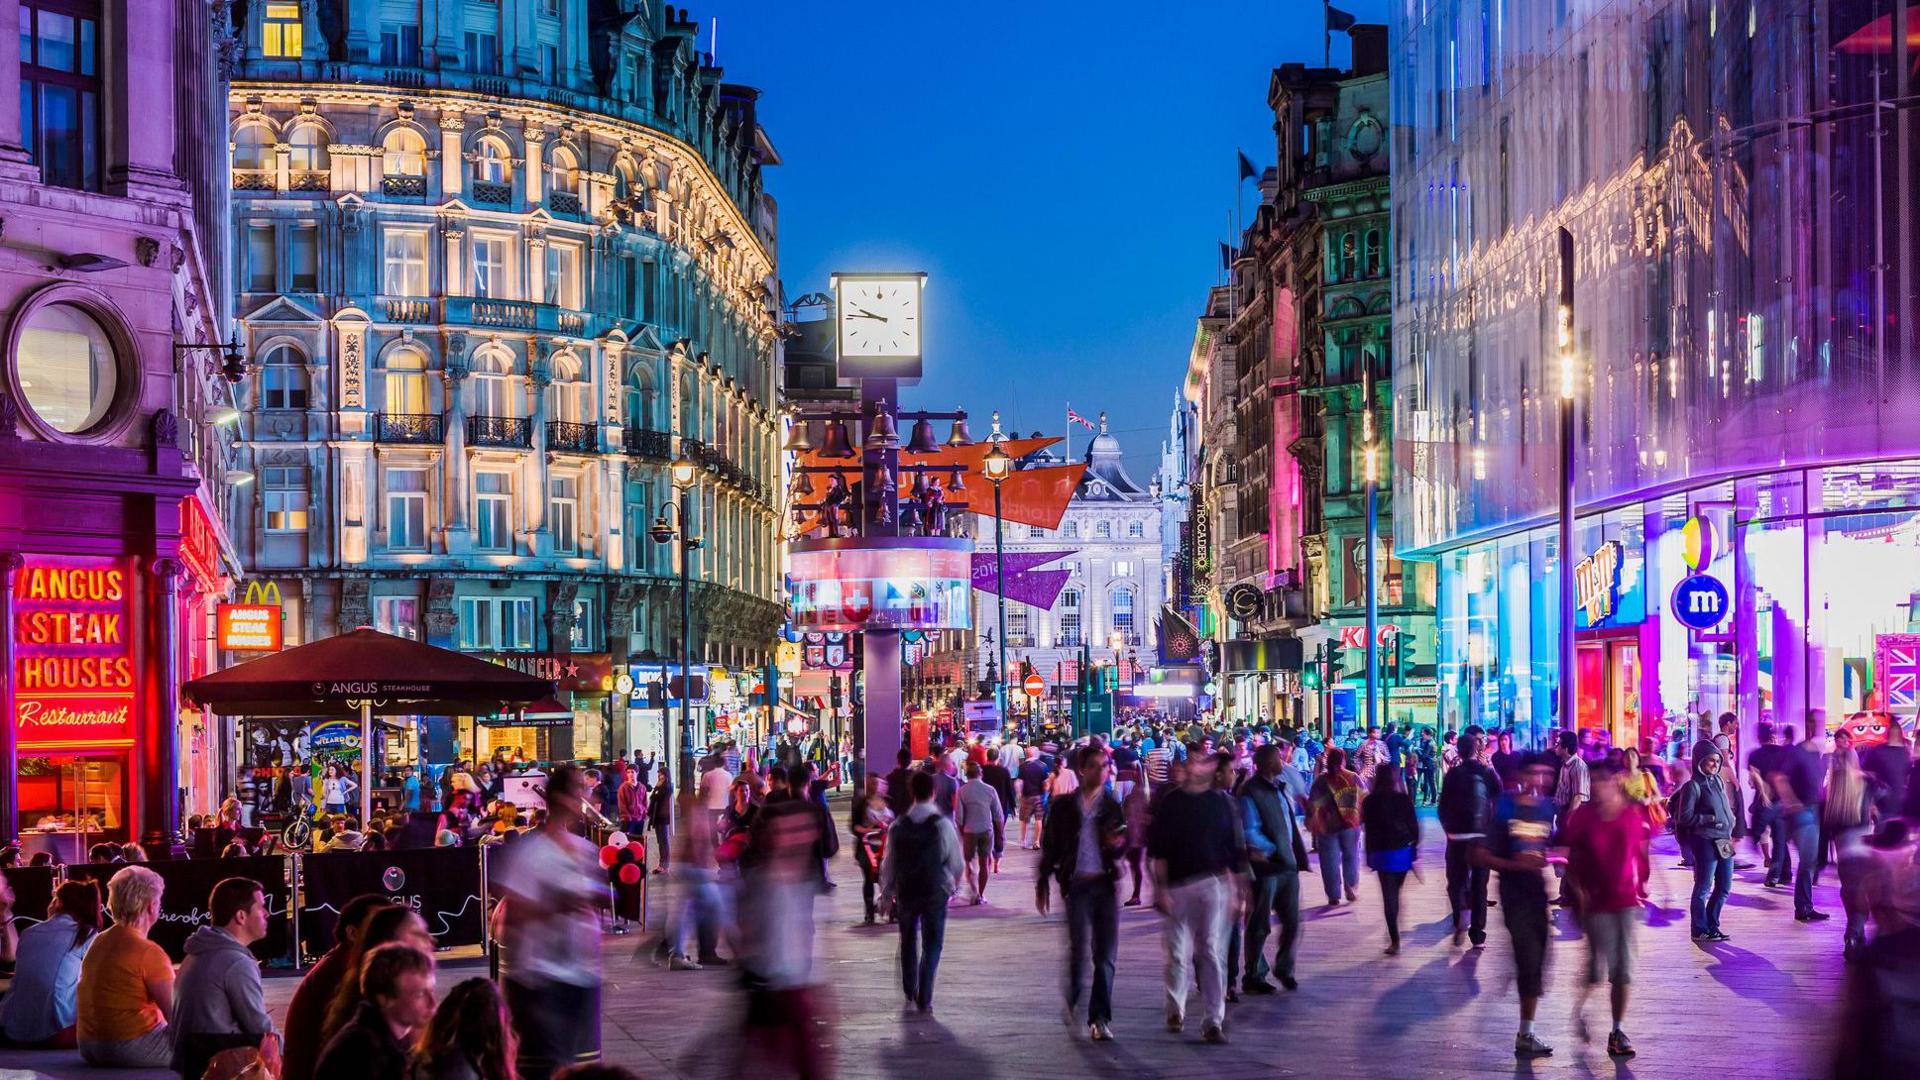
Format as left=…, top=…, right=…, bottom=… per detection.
left=1024, top=673, right=1046, bottom=698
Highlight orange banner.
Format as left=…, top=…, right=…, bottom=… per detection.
left=795, top=435, right=1058, bottom=474
left=950, top=462, right=1086, bottom=530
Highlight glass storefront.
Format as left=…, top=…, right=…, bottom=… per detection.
left=1435, top=460, right=1920, bottom=752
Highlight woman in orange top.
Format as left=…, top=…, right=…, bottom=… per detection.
left=76, top=865, right=174, bottom=1067
left=1306, top=747, right=1365, bottom=908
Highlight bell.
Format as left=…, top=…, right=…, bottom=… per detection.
left=909, top=470, right=928, bottom=498
left=865, top=402, right=897, bottom=446
left=947, top=467, right=967, bottom=496
left=898, top=501, right=922, bottom=533
left=947, top=409, right=973, bottom=447
left=792, top=470, right=816, bottom=498
left=819, top=419, right=856, bottom=459
left=905, top=417, right=941, bottom=455
left=782, top=421, right=815, bottom=453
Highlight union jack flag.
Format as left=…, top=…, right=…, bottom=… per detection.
left=1066, top=407, right=1095, bottom=431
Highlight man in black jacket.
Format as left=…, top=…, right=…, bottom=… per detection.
left=1239, top=744, right=1308, bottom=992
left=1439, top=732, right=1501, bottom=947
left=1037, top=743, right=1126, bottom=1042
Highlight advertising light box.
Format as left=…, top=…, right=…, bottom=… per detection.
left=788, top=539, right=972, bottom=633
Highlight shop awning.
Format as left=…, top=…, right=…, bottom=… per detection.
left=182, top=627, right=555, bottom=718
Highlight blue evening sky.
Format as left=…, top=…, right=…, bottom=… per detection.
left=698, top=1, right=1386, bottom=478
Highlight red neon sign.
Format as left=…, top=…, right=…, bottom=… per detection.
left=13, top=556, right=137, bottom=749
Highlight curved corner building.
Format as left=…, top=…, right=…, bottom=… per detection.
left=1393, top=2, right=1920, bottom=752
left=224, top=1, right=785, bottom=765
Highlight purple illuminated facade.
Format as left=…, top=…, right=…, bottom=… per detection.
left=1393, top=1, right=1920, bottom=754
left=0, top=1, right=239, bottom=846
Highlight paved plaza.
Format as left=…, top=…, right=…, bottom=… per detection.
left=10, top=807, right=1849, bottom=1080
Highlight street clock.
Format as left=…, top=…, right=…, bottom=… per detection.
left=833, top=271, right=925, bottom=381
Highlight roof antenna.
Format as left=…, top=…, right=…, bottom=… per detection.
left=710, top=17, right=718, bottom=64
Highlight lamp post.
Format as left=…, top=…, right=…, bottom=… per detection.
left=1555, top=226, right=1577, bottom=751
left=1363, top=372, right=1380, bottom=734
left=652, top=455, right=702, bottom=790
left=983, top=422, right=1014, bottom=730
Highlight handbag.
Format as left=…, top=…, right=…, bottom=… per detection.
left=1714, top=838, right=1735, bottom=859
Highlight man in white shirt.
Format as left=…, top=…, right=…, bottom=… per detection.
left=952, top=761, right=1006, bottom=904
left=700, top=754, right=734, bottom=822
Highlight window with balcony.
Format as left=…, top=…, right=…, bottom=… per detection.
left=471, top=138, right=512, bottom=205
left=1007, top=605, right=1031, bottom=646
left=373, top=596, right=420, bottom=640
left=246, top=225, right=276, bottom=292
left=475, top=471, right=511, bottom=551
left=386, top=468, right=428, bottom=550
left=473, top=349, right=517, bottom=416
left=550, top=475, right=579, bottom=554
left=263, top=465, right=309, bottom=531
left=261, top=2, right=303, bottom=57
left=383, top=347, right=429, bottom=414
left=259, top=345, right=308, bottom=410
left=383, top=228, right=428, bottom=297
left=1112, top=587, right=1136, bottom=644
left=458, top=596, right=535, bottom=651
left=381, top=128, right=426, bottom=178
left=471, top=233, right=512, bottom=299
left=232, top=123, right=274, bottom=172
left=571, top=596, right=597, bottom=651
left=544, top=242, right=581, bottom=309
left=288, top=226, right=318, bottom=292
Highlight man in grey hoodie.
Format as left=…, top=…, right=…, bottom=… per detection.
left=1672, top=739, right=1737, bottom=942
left=171, top=877, right=278, bottom=1079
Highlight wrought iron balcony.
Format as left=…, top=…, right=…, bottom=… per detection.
left=680, top=437, right=708, bottom=465
left=381, top=174, right=427, bottom=197
left=375, top=412, right=444, bottom=444
left=548, top=191, right=583, bottom=216
left=470, top=180, right=512, bottom=206
left=623, top=427, right=671, bottom=460
left=546, top=420, right=598, bottom=454
left=467, top=414, right=532, bottom=449
left=290, top=170, right=330, bottom=193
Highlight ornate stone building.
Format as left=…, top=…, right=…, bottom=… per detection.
left=223, top=0, right=784, bottom=761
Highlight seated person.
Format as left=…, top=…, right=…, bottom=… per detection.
left=3, top=881, right=103, bottom=1048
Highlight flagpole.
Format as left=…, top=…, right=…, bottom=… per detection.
left=1064, top=402, right=1072, bottom=462
left=1324, top=0, right=1331, bottom=67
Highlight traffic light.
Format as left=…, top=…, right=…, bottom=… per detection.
left=1325, top=640, right=1346, bottom=685
left=1390, top=632, right=1414, bottom=685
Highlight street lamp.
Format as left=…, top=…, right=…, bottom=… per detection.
left=982, top=419, right=1013, bottom=730
left=1555, top=226, right=1577, bottom=752
left=1363, top=373, right=1380, bottom=734
left=652, top=456, right=702, bottom=790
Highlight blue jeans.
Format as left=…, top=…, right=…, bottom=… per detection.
left=1315, top=828, right=1360, bottom=903
left=1688, top=835, right=1733, bottom=936
left=1065, top=877, right=1117, bottom=1024
left=897, top=894, right=948, bottom=1009
left=1754, top=804, right=1792, bottom=883
left=1787, top=808, right=1820, bottom=916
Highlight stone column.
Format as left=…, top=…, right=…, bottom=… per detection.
left=437, top=111, right=465, bottom=200
left=145, top=558, right=183, bottom=843
left=0, top=552, right=21, bottom=839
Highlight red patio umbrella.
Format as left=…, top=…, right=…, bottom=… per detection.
left=183, top=628, right=555, bottom=824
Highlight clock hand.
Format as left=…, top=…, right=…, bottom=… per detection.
left=853, top=308, right=890, bottom=322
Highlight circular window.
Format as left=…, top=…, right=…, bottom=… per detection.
left=15, top=302, right=119, bottom=434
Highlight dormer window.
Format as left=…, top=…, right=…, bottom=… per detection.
left=262, top=3, right=302, bottom=58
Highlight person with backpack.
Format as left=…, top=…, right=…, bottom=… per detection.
left=878, top=770, right=963, bottom=1015
left=1306, top=748, right=1363, bottom=907
left=1440, top=732, right=1501, bottom=948
left=1671, top=738, right=1738, bottom=942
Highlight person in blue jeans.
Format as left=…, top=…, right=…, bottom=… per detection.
left=879, top=771, right=963, bottom=1014
left=1672, top=739, right=1737, bottom=941
left=1774, top=728, right=1833, bottom=922
left=1306, top=748, right=1364, bottom=907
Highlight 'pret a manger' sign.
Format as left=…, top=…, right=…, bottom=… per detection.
left=12, top=556, right=138, bottom=748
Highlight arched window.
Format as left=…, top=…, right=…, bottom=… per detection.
left=546, top=147, right=579, bottom=197
left=383, top=347, right=429, bottom=414
left=233, top=124, right=275, bottom=170
left=381, top=128, right=426, bottom=177
left=472, top=348, right=517, bottom=417
left=1112, top=587, right=1136, bottom=644
left=1363, top=229, right=1382, bottom=277
left=548, top=353, right=589, bottom=424
left=1095, top=520, right=1112, bottom=538
left=626, top=361, right=658, bottom=430
left=1340, top=232, right=1358, bottom=281
left=259, top=345, right=309, bottom=410
left=473, top=138, right=512, bottom=184
left=287, top=125, right=329, bottom=171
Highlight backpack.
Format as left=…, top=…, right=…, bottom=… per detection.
left=891, top=813, right=949, bottom=903
left=1666, top=779, right=1693, bottom=838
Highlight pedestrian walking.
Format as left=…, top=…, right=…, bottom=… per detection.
left=1746, top=723, right=1792, bottom=887
left=1037, top=744, right=1126, bottom=1041
left=878, top=771, right=963, bottom=1015
left=1672, top=738, right=1738, bottom=941
left=1121, top=773, right=1151, bottom=907
left=1776, top=727, right=1832, bottom=922
left=1439, top=732, right=1499, bottom=948
left=495, top=764, right=608, bottom=1080
left=982, top=747, right=1017, bottom=869
left=1825, top=746, right=1876, bottom=957
left=953, top=761, right=1006, bottom=904
left=1238, top=744, right=1307, bottom=993
left=850, top=775, right=893, bottom=925
left=1306, top=748, right=1363, bottom=907
left=1147, top=745, right=1247, bottom=1045
left=1361, top=764, right=1421, bottom=955
left=1551, top=730, right=1589, bottom=905
left=1473, top=753, right=1560, bottom=1059
left=1562, top=761, right=1650, bottom=1059
left=1354, top=726, right=1389, bottom=788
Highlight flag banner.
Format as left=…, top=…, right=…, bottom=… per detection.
left=1066, top=407, right=1095, bottom=431
left=971, top=552, right=1074, bottom=609
left=1327, top=3, right=1357, bottom=31
left=1237, top=150, right=1258, bottom=182
left=1158, top=605, right=1203, bottom=664
left=952, top=462, right=1087, bottom=529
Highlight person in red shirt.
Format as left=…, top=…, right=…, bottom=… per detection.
left=1562, top=760, right=1651, bottom=1060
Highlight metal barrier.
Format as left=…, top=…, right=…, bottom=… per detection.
left=60, top=856, right=296, bottom=965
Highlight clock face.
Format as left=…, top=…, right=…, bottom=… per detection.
left=837, top=277, right=922, bottom=359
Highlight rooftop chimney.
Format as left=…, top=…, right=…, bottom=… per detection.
left=1350, top=24, right=1388, bottom=78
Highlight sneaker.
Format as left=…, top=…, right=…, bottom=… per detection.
left=1124, top=897, right=1142, bottom=907
left=1796, top=911, right=1832, bottom=923
left=1607, top=1031, right=1635, bottom=1058
left=1384, top=942, right=1400, bottom=956
left=1243, top=979, right=1277, bottom=995
left=1708, top=931, right=1732, bottom=942
left=1278, top=975, right=1298, bottom=991
left=1202, top=1022, right=1228, bottom=1044
left=1514, top=1033, right=1554, bottom=1058
left=1469, top=934, right=1487, bottom=949
left=668, top=954, right=703, bottom=971
left=1344, top=888, right=1359, bottom=902
left=1089, top=1022, right=1114, bottom=1042
left=1165, top=1013, right=1185, bottom=1034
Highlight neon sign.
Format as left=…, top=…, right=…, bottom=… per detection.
left=13, top=556, right=137, bottom=748
left=1574, top=541, right=1624, bottom=627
